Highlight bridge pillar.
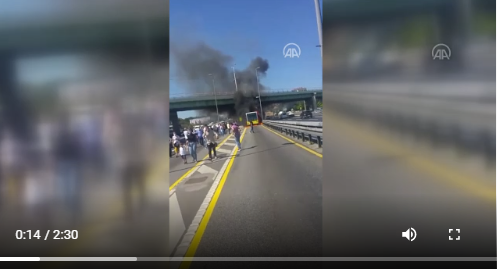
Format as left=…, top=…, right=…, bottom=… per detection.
left=170, top=110, right=182, bottom=135
left=305, top=98, right=314, bottom=111
left=312, top=93, right=317, bottom=111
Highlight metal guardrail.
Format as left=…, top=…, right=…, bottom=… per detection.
left=267, top=123, right=323, bottom=133
left=327, top=94, right=495, bottom=164
left=264, top=120, right=322, bottom=129
left=326, top=83, right=495, bottom=133
left=326, top=82, right=495, bottom=154
left=264, top=122, right=323, bottom=148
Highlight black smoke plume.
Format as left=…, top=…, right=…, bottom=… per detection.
left=171, top=42, right=269, bottom=119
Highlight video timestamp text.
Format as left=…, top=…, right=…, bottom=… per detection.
left=16, top=230, right=78, bottom=240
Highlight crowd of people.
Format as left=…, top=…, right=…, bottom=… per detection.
left=0, top=103, right=167, bottom=222
left=170, top=121, right=242, bottom=164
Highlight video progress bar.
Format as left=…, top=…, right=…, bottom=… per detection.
left=0, top=257, right=137, bottom=261
left=172, top=257, right=497, bottom=262
left=2, top=257, right=496, bottom=262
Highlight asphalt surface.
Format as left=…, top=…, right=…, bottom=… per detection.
left=169, top=132, right=241, bottom=256
left=322, top=108, right=495, bottom=257
left=191, top=125, right=322, bottom=261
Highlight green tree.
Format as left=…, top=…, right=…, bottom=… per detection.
left=293, top=102, right=304, bottom=111
left=178, top=118, right=191, bottom=129
left=316, top=100, right=323, bottom=108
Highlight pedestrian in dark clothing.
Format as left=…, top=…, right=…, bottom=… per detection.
left=187, top=129, right=198, bottom=162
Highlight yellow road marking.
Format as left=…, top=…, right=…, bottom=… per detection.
left=262, top=125, right=323, bottom=158
left=328, top=112, right=495, bottom=203
left=169, top=133, right=235, bottom=191
left=179, top=128, right=247, bottom=269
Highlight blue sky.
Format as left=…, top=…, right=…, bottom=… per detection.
left=170, top=0, right=323, bottom=118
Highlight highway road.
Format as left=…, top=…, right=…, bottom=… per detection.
left=322, top=104, right=495, bottom=257
left=169, top=125, right=323, bottom=266
left=169, top=100, right=494, bottom=262
left=277, top=112, right=322, bottom=122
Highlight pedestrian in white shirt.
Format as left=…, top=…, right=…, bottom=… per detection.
left=172, top=134, right=180, bottom=157
left=179, top=144, right=187, bottom=164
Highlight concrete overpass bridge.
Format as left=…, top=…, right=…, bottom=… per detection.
left=0, top=0, right=169, bottom=141
left=169, top=89, right=323, bottom=133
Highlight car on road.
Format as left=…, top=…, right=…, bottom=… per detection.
left=287, top=111, right=295, bottom=117
left=278, top=111, right=288, bottom=119
left=300, top=110, right=313, bottom=119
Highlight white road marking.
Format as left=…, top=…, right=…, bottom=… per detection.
left=169, top=192, right=186, bottom=255
left=168, top=139, right=240, bottom=258
left=172, top=145, right=237, bottom=257
left=222, top=142, right=236, bottom=147
left=216, top=148, right=233, bottom=154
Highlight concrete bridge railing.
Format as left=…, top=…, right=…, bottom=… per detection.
left=170, top=88, right=323, bottom=100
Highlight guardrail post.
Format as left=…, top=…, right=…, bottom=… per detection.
left=317, top=136, right=322, bottom=148
left=308, top=134, right=313, bottom=145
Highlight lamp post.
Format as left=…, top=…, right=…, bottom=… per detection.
left=314, top=0, right=323, bottom=58
left=255, top=67, right=263, bottom=120
left=208, top=74, right=220, bottom=122
left=232, top=65, right=238, bottom=92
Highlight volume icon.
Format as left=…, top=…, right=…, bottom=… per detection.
left=402, top=228, right=417, bottom=241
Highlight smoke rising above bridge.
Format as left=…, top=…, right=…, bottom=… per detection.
left=171, top=41, right=269, bottom=118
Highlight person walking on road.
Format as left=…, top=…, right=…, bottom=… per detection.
left=179, top=144, right=187, bottom=164
left=54, top=116, right=83, bottom=221
left=120, top=113, right=149, bottom=220
left=203, top=126, right=218, bottom=161
left=187, top=129, right=198, bottom=163
left=183, top=128, right=188, bottom=140
left=220, top=124, right=225, bottom=136
left=198, top=127, right=204, bottom=147
left=249, top=121, right=254, bottom=133
left=172, top=133, right=180, bottom=157
left=232, top=122, right=242, bottom=151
